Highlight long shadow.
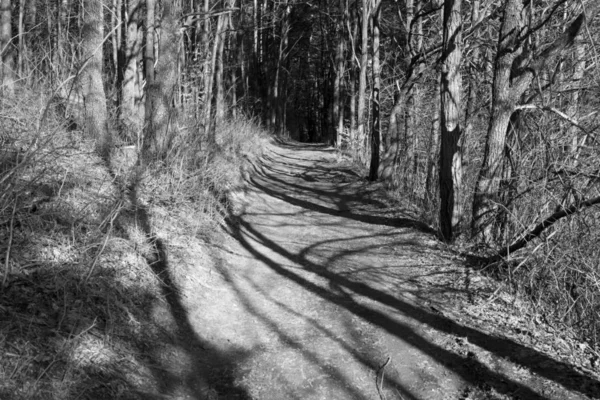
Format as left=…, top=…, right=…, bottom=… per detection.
left=126, top=184, right=252, bottom=399
left=234, top=218, right=600, bottom=399
left=231, top=142, right=600, bottom=399
left=215, top=262, right=418, bottom=399
left=249, top=164, right=437, bottom=236
left=271, top=137, right=334, bottom=152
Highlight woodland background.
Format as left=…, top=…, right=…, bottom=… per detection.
left=1, top=0, right=600, bottom=397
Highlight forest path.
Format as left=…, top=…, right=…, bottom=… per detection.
left=218, top=141, right=463, bottom=399
left=168, top=140, right=597, bottom=400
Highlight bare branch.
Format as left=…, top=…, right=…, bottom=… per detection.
left=515, top=104, right=589, bottom=133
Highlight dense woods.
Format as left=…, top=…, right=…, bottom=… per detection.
left=2, top=0, right=600, bottom=395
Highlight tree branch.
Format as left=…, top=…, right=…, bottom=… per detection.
left=492, top=195, right=600, bottom=260
left=515, top=104, right=589, bottom=133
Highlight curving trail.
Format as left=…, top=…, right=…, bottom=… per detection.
left=169, top=141, right=598, bottom=400
left=222, top=141, right=461, bottom=399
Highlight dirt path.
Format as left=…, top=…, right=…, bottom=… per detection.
left=164, top=141, right=600, bottom=400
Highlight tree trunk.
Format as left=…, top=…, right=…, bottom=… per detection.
left=17, top=0, right=24, bottom=79
left=205, top=12, right=225, bottom=138
left=332, top=0, right=347, bottom=146
left=425, top=73, right=441, bottom=205
left=404, top=0, right=414, bottom=186
left=214, top=10, right=228, bottom=127
left=368, top=0, right=382, bottom=181
left=355, top=0, right=370, bottom=159
left=143, top=0, right=181, bottom=158
left=25, top=0, right=36, bottom=30
left=0, top=0, right=14, bottom=94
left=348, top=4, right=359, bottom=144
left=112, top=0, right=123, bottom=90
left=276, top=3, right=290, bottom=135
left=462, top=0, right=480, bottom=149
left=379, top=95, right=405, bottom=180
left=122, top=0, right=142, bottom=136
left=144, top=0, right=155, bottom=90
left=439, top=0, right=463, bottom=242
left=81, top=0, right=111, bottom=159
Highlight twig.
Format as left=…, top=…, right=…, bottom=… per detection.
left=82, top=228, right=112, bottom=285
left=376, top=356, right=392, bottom=400
left=2, top=196, right=18, bottom=290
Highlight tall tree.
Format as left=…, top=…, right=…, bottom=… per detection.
left=355, top=0, right=370, bottom=159
left=368, top=0, right=382, bottom=180
left=439, top=0, right=463, bottom=241
left=331, top=0, right=347, bottom=146
left=0, top=0, right=14, bottom=94
left=144, top=0, right=182, bottom=158
left=122, top=0, right=142, bottom=135
left=81, top=0, right=111, bottom=159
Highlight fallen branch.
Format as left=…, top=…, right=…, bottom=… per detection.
left=492, top=195, right=600, bottom=261
left=376, top=356, right=393, bottom=400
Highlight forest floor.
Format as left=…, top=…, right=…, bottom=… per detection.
left=160, top=140, right=600, bottom=400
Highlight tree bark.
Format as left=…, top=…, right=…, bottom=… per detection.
left=368, top=0, right=382, bottom=181
left=439, top=0, right=463, bottom=242
left=0, top=0, right=14, bottom=94
left=355, top=0, right=370, bottom=159
left=348, top=4, right=359, bottom=144
left=81, top=0, right=111, bottom=159
left=331, top=0, right=346, bottom=146
left=214, top=9, right=228, bottom=127
left=425, top=72, right=441, bottom=204
left=17, top=0, right=24, bottom=79
left=143, top=0, right=181, bottom=158
left=122, top=0, right=142, bottom=135
left=205, top=12, right=225, bottom=138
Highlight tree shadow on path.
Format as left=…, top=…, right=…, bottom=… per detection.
left=126, top=184, right=252, bottom=399
left=229, top=141, right=600, bottom=399
left=249, top=151, right=438, bottom=237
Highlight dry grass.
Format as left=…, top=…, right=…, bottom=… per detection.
left=0, top=88, right=269, bottom=399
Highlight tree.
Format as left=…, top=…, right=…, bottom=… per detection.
left=122, top=0, right=143, bottom=136
left=81, top=0, right=111, bottom=159
left=0, top=0, right=14, bottom=94
left=331, top=0, right=347, bottom=146
left=355, top=0, right=371, bottom=160
left=144, top=0, right=182, bottom=158
left=471, top=0, right=600, bottom=242
left=368, top=0, right=382, bottom=180
left=438, top=0, right=463, bottom=241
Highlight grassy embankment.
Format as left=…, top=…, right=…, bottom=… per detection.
left=0, top=87, right=269, bottom=399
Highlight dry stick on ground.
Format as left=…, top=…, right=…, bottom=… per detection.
left=1, top=196, right=18, bottom=289
left=376, top=356, right=392, bottom=400
left=490, top=195, right=600, bottom=262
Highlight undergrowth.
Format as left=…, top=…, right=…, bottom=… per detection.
left=0, top=87, right=269, bottom=399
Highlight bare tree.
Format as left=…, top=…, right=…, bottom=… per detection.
left=355, top=0, right=370, bottom=159
left=0, top=0, right=14, bottom=94
left=144, top=0, right=182, bottom=158
left=122, top=0, right=142, bottom=135
left=368, top=0, right=382, bottom=180
left=439, top=0, right=463, bottom=241
left=471, top=0, right=600, bottom=242
left=81, top=0, right=111, bottom=159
